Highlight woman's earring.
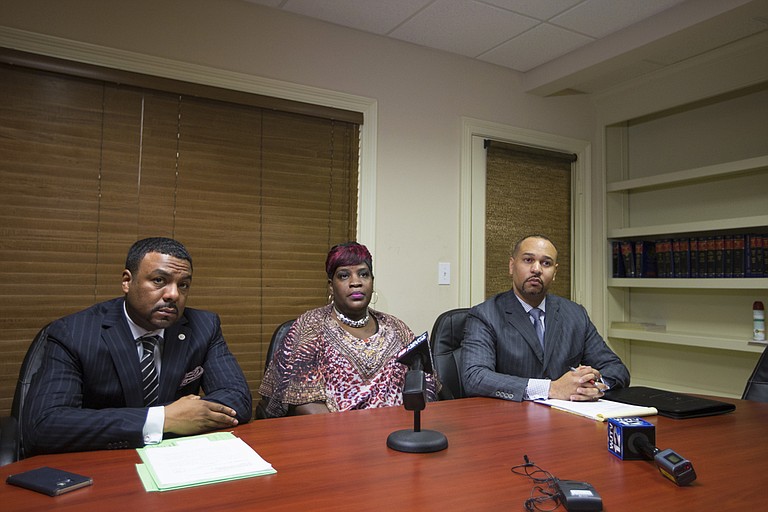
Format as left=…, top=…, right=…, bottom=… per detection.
left=328, top=294, right=334, bottom=305
left=371, top=290, right=379, bottom=305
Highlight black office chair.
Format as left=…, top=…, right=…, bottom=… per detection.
left=0, top=323, right=51, bottom=465
left=0, top=416, right=17, bottom=467
left=742, top=346, right=768, bottom=402
left=430, top=308, right=470, bottom=400
left=255, top=319, right=296, bottom=419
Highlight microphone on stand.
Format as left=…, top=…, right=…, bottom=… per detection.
left=386, top=332, right=448, bottom=453
left=395, top=331, right=432, bottom=412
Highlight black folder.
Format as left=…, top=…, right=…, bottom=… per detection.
left=604, top=386, right=736, bottom=419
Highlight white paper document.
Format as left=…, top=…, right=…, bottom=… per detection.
left=136, top=432, right=276, bottom=491
left=536, top=398, right=658, bottom=422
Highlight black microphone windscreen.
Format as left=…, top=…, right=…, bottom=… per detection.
left=402, top=370, right=427, bottom=411
left=395, top=331, right=434, bottom=374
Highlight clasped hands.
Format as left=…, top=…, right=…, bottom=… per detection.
left=549, top=365, right=607, bottom=401
left=162, top=394, right=239, bottom=435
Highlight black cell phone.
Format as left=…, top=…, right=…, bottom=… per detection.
left=6, top=466, right=93, bottom=496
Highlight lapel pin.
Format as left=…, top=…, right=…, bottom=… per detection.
left=178, top=334, right=186, bottom=340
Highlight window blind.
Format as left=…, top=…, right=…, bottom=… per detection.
left=0, top=61, right=359, bottom=415
left=484, top=140, right=572, bottom=300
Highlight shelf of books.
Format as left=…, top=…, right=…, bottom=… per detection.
left=607, top=156, right=768, bottom=286
left=609, top=232, right=767, bottom=283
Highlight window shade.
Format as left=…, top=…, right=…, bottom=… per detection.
left=484, top=140, right=571, bottom=300
left=0, top=62, right=359, bottom=415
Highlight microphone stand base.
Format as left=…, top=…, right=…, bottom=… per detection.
left=386, top=429, right=448, bottom=453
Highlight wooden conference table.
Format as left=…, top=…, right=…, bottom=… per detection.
left=2, top=397, right=766, bottom=511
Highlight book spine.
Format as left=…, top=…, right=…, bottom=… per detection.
left=763, top=235, right=768, bottom=277
left=697, top=237, right=708, bottom=278
left=612, top=241, right=625, bottom=278
left=706, top=236, right=716, bottom=278
left=655, top=240, right=665, bottom=278
left=714, top=236, right=725, bottom=278
left=747, top=234, right=759, bottom=277
left=724, top=235, right=734, bottom=278
left=661, top=239, right=673, bottom=278
left=672, top=238, right=691, bottom=278
left=621, top=241, right=635, bottom=278
left=689, top=238, right=699, bottom=278
left=672, top=239, right=681, bottom=278
left=635, top=241, right=657, bottom=278
left=733, top=235, right=745, bottom=278
left=681, top=238, right=691, bottom=278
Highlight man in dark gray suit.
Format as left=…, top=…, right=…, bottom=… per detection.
left=23, top=237, right=252, bottom=456
left=462, top=234, right=629, bottom=402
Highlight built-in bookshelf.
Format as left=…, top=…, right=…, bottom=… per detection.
left=605, top=149, right=768, bottom=354
left=601, top=82, right=768, bottom=397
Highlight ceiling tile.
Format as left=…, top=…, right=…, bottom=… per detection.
left=483, top=0, right=585, bottom=21
left=242, top=0, right=768, bottom=95
left=257, top=0, right=433, bottom=34
left=479, top=23, right=594, bottom=72
left=552, top=0, right=687, bottom=38
left=389, top=0, right=539, bottom=57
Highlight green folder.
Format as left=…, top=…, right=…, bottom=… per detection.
left=135, top=432, right=276, bottom=492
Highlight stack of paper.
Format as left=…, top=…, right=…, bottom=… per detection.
left=536, top=398, right=658, bottom=422
left=136, top=432, right=276, bottom=492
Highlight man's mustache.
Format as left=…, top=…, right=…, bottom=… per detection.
left=153, top=303, right=178, bottom=313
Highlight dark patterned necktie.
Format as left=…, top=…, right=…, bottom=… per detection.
left=529, top=308, right=545, bottom=348
left=139, top=335, right=160, bottom=406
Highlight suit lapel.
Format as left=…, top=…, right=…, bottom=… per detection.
left=541, top=296, right=560, bottom=368
left=102, top=299, right=145, bottom=407
left=503, top=293, right=544, bottom=361
left=160, top=317, right=191, bottom=402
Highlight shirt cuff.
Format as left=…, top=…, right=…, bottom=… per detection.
left=524, top=378, right=551, bottom=400
left=142, top=406, right=165, bottom=445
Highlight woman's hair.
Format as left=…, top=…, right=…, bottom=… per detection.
left=325, top=242, right=373, bottom=279
left=125, top=237, right=193, bottom=273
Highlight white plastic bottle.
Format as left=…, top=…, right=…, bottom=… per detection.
left=754, top=301, right=765, bottom=342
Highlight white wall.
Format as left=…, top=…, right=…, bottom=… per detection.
left=1, top=0, right=595, bottom=334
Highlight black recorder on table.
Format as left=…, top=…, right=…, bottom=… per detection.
left=607, top=417, right=696, bottom=486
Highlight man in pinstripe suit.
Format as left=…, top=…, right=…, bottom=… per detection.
left=461, top=235, right=629, bottom=403
left=22, top=237, right=252, bottom=456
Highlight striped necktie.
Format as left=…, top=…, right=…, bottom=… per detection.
left=529, top=308, right=545, bottom=348
left=138, top=335, right=160, bottom=407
